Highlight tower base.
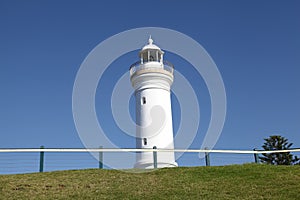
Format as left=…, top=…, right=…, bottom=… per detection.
left=134, top=161, right=178, bottom=169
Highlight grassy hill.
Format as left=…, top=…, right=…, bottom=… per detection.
left=0, top=164, right=299, bottom=200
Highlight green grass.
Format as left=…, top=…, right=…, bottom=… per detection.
left=0, top=164, right=299, bottom=199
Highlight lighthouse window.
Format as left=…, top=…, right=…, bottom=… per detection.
left=149, top=50, right=158, bottom=61
left=143, top=138, right=147, bottom=145
left=142, top=97, right=146, bottom=104
left=142, top=53, right=148, bottom=62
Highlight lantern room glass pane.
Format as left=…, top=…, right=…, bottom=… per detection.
left=149, top=50, right=160, bottom=61
left=141, top=50, right=161, bottom=62
left=142, top=52, right=148, bottom=62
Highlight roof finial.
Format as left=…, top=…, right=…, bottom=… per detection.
left=148, top=35, right=153, bottom=45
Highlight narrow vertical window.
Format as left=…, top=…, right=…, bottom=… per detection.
left=142, top=97, right=146, bottom=104
left=143, top=138, right=147, bottom=145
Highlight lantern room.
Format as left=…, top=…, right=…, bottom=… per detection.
left=139, top=36, right=164, bottom=64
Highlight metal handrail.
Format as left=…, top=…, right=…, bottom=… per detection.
left=129, top=61, right=174, bottom=76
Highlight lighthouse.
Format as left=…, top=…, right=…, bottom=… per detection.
left=130, top=37, right=178, bottom=169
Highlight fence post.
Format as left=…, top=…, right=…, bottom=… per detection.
left=153, top=146, right=157, bottom=169
left=205, top=147, right=210, bottom=166
left=39, top=145, right=44, bottom=172
left=99, top=146, right=103, bottom=169
left=253, top=148, right=260, bottom=164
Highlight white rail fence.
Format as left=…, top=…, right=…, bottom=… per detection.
left=1, top=148, right=300, bottom=174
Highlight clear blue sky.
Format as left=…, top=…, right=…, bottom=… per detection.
left=0, top=0, right=299, bottom=168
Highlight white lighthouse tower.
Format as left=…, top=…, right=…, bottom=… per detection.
left=130, top=37, right=178, bottom=169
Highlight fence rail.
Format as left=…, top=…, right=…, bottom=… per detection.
left=1, top=147, right=299, bottom=174
left=2, top=148, right=300, bottom=153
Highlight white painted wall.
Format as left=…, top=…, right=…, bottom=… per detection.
left=131, top=65, right=177, bottom=169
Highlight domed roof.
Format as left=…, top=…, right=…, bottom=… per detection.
left=141, top=37, right=161, bottom=51
left=139, top=36, right=164, bottom=58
